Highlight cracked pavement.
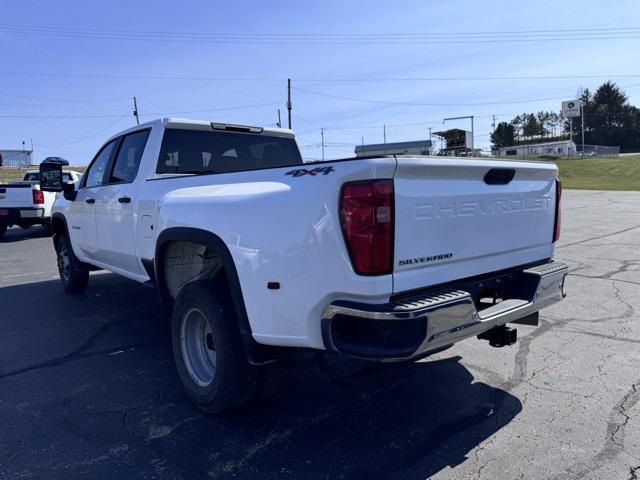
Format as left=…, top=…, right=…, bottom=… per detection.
left=0, top=189, right=639, bottom=479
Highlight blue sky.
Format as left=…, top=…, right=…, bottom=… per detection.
left=2, top=0, right=640, bottom=163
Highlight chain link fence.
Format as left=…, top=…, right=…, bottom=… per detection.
left=575, top=144, right=620, bottom=158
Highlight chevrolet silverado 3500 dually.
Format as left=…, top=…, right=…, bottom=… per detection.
left=39, top=118, right=567, bottom=413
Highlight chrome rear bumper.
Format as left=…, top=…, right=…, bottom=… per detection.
left=322, top=261, right=568, bottom=360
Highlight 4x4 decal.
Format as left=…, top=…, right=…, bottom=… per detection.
left=286, top=166, right=334, bottom=177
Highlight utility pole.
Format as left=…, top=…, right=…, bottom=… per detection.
left=321, top=128, right=325, bottom=161
left=277, top=109, right=282, bottom=128
left=287, top=78, right=292, bottom=129
left=580, top=88, right=585, bottom=153
left=133, top=96, right=140, bottom=125
left=491, top=115, right=496, bottom=157
left=471, top=116, right=474, bottom=153
left=383, top=125, right=387, bottom=154
left=569, top=118, right=573, bottom=157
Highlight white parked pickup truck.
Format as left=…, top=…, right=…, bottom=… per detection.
left=40, top=118, right=567, bottom=413
left=0, top=170, right=81, bottom=239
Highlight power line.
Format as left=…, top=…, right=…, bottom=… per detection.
left=34, top=114, right=130, bottom=147
left=293, top=115, right=503, bottom=136
left=0, top=101, right=284, bottom=119
left=5, top=23, right=640, bottom=36
left=294, top=80, right=640, bottom=108
left=0, top=91, right=130, bottom=102
left=2, top=24, right=640, bottom=44
left=3, top=70, right=640, bottom=83
left=293, top=87, right=575, bottom=107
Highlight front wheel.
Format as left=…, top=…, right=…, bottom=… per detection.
left=171, top=279, right=258, bottom=414
left=55, top=233, right=89, bottom=293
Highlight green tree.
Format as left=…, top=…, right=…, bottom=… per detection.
left=570, top=82, right=640, bottom=151
left=547, top=112, right=561, bottom=137
left=522, top=113, right=539, bottom=138
left=536, top=111, right=549, bottom=138
left=490, top=122, right=515, bottom=149
left=510, top=114, right=527, bottom=140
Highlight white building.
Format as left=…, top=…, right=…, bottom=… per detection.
left=498, top=140, right=576, bottom=157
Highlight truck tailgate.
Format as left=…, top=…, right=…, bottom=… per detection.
left=393, top=157, right=558, bottom=293
left=0, top=184, right=35, bottom=208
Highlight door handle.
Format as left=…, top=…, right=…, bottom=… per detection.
left=118, top=196, right=131, bottom=204
left=85, top=198, right=95, bottom=204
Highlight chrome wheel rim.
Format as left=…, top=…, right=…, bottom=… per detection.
left=180, top=308, right=217, bottom=387
left=57, top=243, right=71, bottom=284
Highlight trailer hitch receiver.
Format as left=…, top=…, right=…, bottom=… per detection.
left=477, top=326, right=518, bottom=347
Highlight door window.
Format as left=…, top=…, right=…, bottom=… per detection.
left=83, top=140, right=118, bottom=188
left=109, top=129, right=151, bottom=184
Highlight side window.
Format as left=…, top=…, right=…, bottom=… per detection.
left=83, top=140, right=118, bottom=188
left=109, top=129, right=150, bottom=184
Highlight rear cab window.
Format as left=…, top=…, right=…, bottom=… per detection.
left=156, top=128, right=303, bottom=175
left=24, top=172, right=74, bottom=183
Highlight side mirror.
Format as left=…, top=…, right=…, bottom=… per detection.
left=39, top=162, right=64, bottom=192
left=62, top=181, right=78, bottom=201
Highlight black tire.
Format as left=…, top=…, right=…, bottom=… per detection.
left=0, top=224, right=6, bottom=240
left=54, top=233, right=89, bottom=294
left=172, top=279, right=258, bottom=414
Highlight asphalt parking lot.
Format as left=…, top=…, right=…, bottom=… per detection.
left=0, top=189, right=639, bottom=480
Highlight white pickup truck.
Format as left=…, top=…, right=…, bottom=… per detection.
left=40, top=118, right=567, bottom=413
left=0, top=169, right=81, bottom=239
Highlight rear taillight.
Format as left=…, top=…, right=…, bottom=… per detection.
left=340, top=179, right=394, bottom=275
left=553, top=180, right=562, bottom=242
left=32, top=189, right=45, bottom=205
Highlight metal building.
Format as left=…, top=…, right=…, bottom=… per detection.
left=432, top=129, right=473, bottom=156
left=354, top=139, right=432, bottom=157
left=0, top=149, right=32, bottom=168
left=498, top=140, right=576, bottom=157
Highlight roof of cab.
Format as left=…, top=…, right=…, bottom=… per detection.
left=162, top=118, right=295, bottom=138
left=104, top=118, right=295, bottom=144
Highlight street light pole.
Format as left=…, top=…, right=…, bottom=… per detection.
left=581, top=100, right=585, bottom=153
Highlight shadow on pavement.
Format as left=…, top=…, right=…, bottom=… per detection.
left=0, top=225, right=51, bottom=243
left=0, top=274, right=522, bottom=479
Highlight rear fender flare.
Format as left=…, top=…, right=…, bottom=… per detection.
left=154, top=227, right=284, bottom=364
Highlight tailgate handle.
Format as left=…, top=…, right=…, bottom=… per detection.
left=484, top=168, right=515, bottom=185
